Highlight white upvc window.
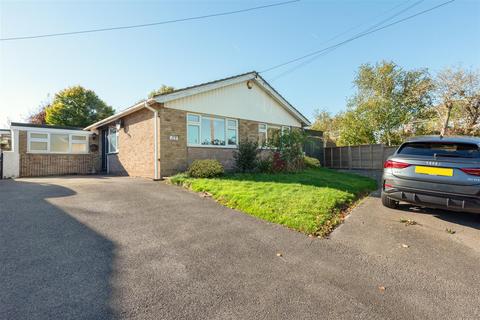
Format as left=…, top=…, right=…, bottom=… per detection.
left=29, top=132, right=49, bottom=152
left=107, top=127, right=118, bottom=153
left=258, top=124, right=290, bottom=147
left=187, top=113, right=238, bottom=148
left=258, top=123, right=267, bottom=146
left=27, top=131, right=89, bottom=154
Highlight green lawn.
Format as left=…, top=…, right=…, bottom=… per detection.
left=170, top=168, right=377, bottom=236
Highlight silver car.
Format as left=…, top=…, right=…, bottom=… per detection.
left=381, top=136, right=480, bottom=213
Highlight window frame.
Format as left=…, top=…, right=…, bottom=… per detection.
left=258, top=124, right=291, bottom=148
left=27, top=131, right=90, bottom=154
left=107, top=127, right=119, bottom=154
left=186, top=113, right=238, bottom=148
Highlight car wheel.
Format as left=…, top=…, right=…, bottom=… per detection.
left=381, top=191, right=399, bottom=209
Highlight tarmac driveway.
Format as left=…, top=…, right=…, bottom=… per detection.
left=1, top=177, right=479, bottom=320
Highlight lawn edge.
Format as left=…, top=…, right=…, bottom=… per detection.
left=167, top=174, right=376, bottom=238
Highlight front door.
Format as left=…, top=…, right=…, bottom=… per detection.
left=101, top=129, right=108, bottom=172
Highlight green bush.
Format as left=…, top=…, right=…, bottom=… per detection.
left=234, top=140, right=259, bottom=172
left=256, top=157, right=273, bottom=173
left=267, top=129, right=306, bottom=172
left=187, top=159, right=224, bottom=178
left=304, top=156, right=321, bottom=168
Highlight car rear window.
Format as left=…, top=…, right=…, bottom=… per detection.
left=398, top=142, right=480, bottom=158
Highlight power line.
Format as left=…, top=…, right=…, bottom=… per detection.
left=260, top=0, right=455, bottom=74
left=0, top=0, right=300, bottom=42
left=269, top=0, right=425, bottom=82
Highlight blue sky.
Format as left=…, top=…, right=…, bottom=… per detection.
left=1, top=0, right=479, bottom=128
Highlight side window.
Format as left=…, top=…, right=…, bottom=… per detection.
left=29, top=132, right=49, bottom=152
left=226, top=119, right=238, bottom=146
left=108, top=127, right=118, bottom=153
left=187, top=114, right=201, bottom=145
left=258, top=124, right=267, bottom=146
left=71, top=135, right=88, bottom=153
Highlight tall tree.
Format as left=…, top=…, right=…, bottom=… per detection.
left=434, top=67, right=480, bottom=136
left=310, top=109, right=343, bottom=144
left=340, top=61, right=433, bottom=146
left=148, top=85, right=175, bottom=98
left=45, top=86, right=114, bottom=128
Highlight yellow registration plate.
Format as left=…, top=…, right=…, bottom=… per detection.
left=415, top=166, right=453, bottom=177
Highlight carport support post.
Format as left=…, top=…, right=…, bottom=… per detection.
left=145, top=102, right=160, bottom=180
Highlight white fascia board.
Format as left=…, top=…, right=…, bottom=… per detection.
left=253, top=76, right=311, bottom=126
left=84, top=101, right=148, bottom=130
left=10, top=126, right=92, bottom=135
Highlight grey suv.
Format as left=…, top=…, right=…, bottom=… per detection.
left=381, top=136, right=480, bottom=213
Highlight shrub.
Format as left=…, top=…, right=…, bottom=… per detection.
left=234, top=140, right=258, bottom=172
left=267, top=129, right=306, bottom=172
left=187, top=159, right=224, bottom=178
left=304, top=156, right=321, bottom=168
left=256, top=157, right=273, bottom=173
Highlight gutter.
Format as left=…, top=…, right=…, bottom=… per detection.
left=144, top=101, right=160, bottom=180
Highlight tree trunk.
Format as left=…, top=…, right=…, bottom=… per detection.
left=441, top=102, right=453, bottom=136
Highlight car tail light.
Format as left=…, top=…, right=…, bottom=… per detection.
left=384, top=160, right=411, bottom=169
left=460, top=168, right=480, bottom=176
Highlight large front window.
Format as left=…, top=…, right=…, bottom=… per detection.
left=187, top=113, right=237, bottom=147
left=28, top=131, right=89, bottom=154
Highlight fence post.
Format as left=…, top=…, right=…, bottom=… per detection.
left=358, top=147, right=362, bottom=169
left=330, top=148, right=334, bottom=168
left=348, top=146, right=352, bottom=170
left=370, top=145, right=374, bottom=169
left=323, top=146, right=327, bottom=167
left=339, top=147, right=343, bottom=168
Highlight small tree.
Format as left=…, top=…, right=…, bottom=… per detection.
left=234, top=140, right=258, bottom=172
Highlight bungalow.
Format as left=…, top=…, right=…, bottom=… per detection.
left=2, top=71, right=313, bottom=179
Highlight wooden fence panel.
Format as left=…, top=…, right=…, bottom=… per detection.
left=324, top=144, right=398, bottom=170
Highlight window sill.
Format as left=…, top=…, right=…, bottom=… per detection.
left=187, top=145, right=238, bottom=149
left=27, top=152, right=90, bottom=155
left=107, top=151, right=119, bottom=155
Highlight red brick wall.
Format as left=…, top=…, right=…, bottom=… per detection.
left=18, top=130, right=100, bottom=177
left=104, top=107, right=157, bottom=179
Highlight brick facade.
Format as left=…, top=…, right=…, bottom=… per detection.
left=18, top=130, right=100, bottom=177
left=103, top=107, right=158, bottom=179
left=98, top=106, right=287, bottom=178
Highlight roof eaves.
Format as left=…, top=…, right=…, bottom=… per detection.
left=10, top=122, right=85, bottom=130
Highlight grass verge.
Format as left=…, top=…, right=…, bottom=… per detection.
left=169, top=168, right=377, bottom=236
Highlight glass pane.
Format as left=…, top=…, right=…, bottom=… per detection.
left=227, top=129, right=237, bottom=145
left=201, top=118, right=211, bottom=145
left=213, top=118, right=225, bottom=145
left=258, top=132, right=267, bottom=146
left=227, top=119, right=237, bottom=128
left=188, top=125, right=200, bottom=145
left=50, top=134, right=69, bottom=152
left=259, top=124, right=266, bottom=131
left=30, top=133, right=48, bottom=139
left=187, top=114, right=200, bottom=122
left=30, top=141, right=48, bottom=151
left=108, top=133, right=117, bottom=153
left=72, top=143, right=87, bottom=153
left=72, top=135, right=87, bottom=141
left=398, top=142, right=480, bottom=158
left=267, top=127, right=281, bottom=145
